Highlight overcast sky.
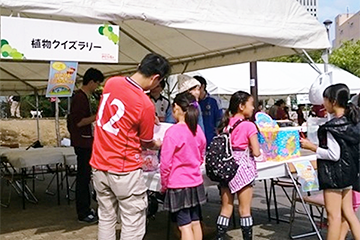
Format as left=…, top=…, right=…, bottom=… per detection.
left=318, top=0, right=360, bottom=40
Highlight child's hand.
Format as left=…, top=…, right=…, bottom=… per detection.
left=300, top=138, right=317, bottom=152
left=155, top=116, right=160, bottom=126
left=153, top=138, right=162, bottom=150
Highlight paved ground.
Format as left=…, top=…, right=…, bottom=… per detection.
left=0, top=171, right=344, bottom=240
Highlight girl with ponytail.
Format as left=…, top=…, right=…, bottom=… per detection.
left=216, top=91, right=261, bottom=240
left=160, top=92, right=207, bottom=240
left=301, top=83, right=360, bottom=240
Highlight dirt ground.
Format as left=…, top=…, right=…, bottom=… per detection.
left=0, top=118, right=69, bottom=147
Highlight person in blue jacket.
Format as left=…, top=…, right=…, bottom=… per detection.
left=194, top=75, right=223, bottom=146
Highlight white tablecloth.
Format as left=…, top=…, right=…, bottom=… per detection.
left=0, top=147, right=76, bottom=168
left=143, top=151, right=317, bottom=192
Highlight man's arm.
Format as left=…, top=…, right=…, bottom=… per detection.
left=77, top=115, right=96, bottom=127
left=141, top=139, right=162, bottom=150
left=139, top=104, right=160, bottom=149
left=71, top=93, right=94, bottom=128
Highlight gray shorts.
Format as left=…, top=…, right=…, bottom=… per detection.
left=326, top=186, right=352, bottom=192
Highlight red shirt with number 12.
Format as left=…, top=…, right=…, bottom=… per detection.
left=90, top=76, right=155, bottom=173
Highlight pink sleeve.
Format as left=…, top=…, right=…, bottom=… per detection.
left=200, top=136, right=206, bottom=164
left=247, top=122, right=258, bottom=139
left=160, top=131, right=176, bottom=192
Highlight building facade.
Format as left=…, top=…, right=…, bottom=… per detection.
left=334, top=10, right=360, bottom=48
left=296, top=0, right=318, bottom=18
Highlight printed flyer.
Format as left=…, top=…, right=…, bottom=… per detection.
left=46, top=61, right=78, bottom=97
left=293, top=161, right=319, bottom=192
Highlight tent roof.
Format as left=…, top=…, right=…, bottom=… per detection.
left=0, top=0, right=330, bottom=95
left=181, top=62, right=360, bottom=96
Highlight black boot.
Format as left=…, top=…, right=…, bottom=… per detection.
left=241, top=225, right=253, bottom=240
left=216, top=224, right=228, bottom=240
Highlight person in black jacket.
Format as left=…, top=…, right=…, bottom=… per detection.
left=300, top=84, right=360, bottom=240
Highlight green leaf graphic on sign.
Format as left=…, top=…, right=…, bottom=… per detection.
left=98, top=26, right=104, bottom=35
left=98, top=25, right=119, bottom=44
left=1, top=39, right=9, bottom=47
left=0, top=39, right=25, bottom=60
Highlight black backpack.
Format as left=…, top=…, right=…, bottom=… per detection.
left=205, top=119, right=243, bottom=183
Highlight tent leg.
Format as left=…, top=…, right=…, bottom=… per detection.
left=250, top=61, right=259, bottom=109
left=67, top=97, right=71, bottom=116
left=35, top=90, right=40, bottom=141
left=55, top=97, right=61, bottom=147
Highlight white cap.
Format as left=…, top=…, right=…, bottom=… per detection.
left=177, top=74, right=200, bottom=93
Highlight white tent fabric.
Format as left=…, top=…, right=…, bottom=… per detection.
left=0, top=0, right=330, bottom=95
left=178, top=62, right=360, bottom=96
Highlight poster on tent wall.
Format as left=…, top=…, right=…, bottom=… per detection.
left=0, top=16, right=119, bottom=63
left=46, top=61, right=78, bottom=97
left=296, top=94, right=310, bottom=104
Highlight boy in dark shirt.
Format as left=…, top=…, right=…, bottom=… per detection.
left=68, top=68, right=104, bottom=223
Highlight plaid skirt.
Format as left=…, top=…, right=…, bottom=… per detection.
left=163, top=184, right=206, bottom=213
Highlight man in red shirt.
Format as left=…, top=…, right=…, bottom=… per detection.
left=90, top=53, right=170, bottom=240
left=68, top=68, right=104, bottom=224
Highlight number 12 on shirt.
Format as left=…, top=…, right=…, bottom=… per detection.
left=97, top=93, right=125, bottom=136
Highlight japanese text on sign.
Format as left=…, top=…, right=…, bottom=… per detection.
left=1, top=16, right=119, bottom=63
left=31, top=39, right=101, bottom=51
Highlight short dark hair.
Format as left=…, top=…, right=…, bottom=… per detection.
left=83, top=68, right=104, bottom=85
left=137, top=53, right=171, bottom=79
left=193, top=76, right=207, bottom=88
left=275, top=99, right=285, bottom=106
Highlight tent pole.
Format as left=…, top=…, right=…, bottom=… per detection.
left=55, top=97, right=60, bottom=147
left=250, top=61, right=259, bottom=109
left=35, top=90, right=40, bottom=141
left=67, top=97, right=71, bottom=115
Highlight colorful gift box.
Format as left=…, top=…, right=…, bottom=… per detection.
left=273, top=128, right=301, bottom=161
left=256, top=112, right=300, bottom=161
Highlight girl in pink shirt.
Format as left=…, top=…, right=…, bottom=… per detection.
left=216, top=91, right=261, bottom=240
left=160, top=92, right=206, bottom=240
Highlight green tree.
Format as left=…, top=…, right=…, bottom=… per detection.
left=268, top=49, right=324, bottom=63
left=268, top=40, right=360, bottom=78
left=20, top=95, right=69, bottom=118
left=329, top=40, right=360, bottom=78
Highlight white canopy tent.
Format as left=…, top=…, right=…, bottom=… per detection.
left=0, top=0, right=330, bottom=95
left=175, top=62, right=360, bottom=96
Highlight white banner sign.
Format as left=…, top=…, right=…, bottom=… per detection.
left=0, top=16, right=119, bottom=63
left=296, top=94, right=310, bottom=104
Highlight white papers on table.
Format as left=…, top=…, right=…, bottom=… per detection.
left=153, top=123, right=173, bottom=140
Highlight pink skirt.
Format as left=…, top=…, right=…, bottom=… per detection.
left=228, top=150, right=258, bottom=194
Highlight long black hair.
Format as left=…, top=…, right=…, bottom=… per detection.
left=173, top=92, right=199, bottom=135
left=323, top=83, right=360, bottom=124
left=218, top=91, right=252, bottom=132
